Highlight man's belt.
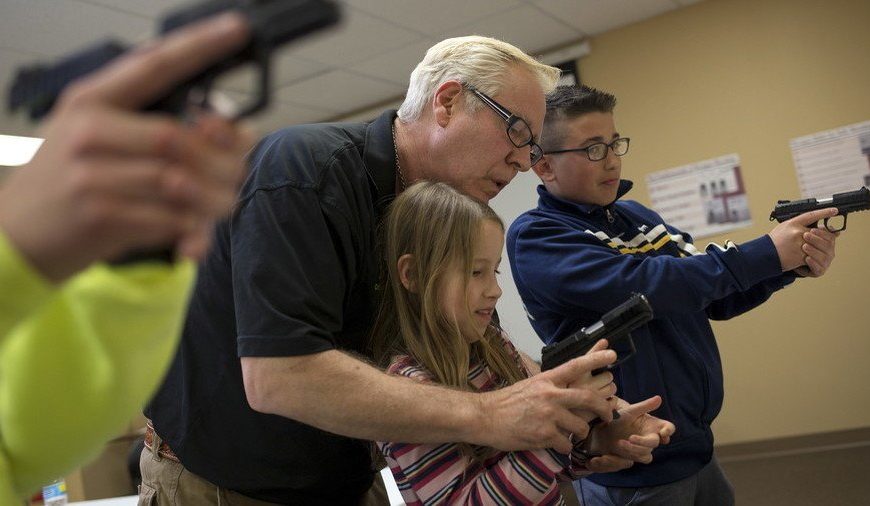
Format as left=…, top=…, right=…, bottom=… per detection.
left=144, top=420, right=180, bottom=462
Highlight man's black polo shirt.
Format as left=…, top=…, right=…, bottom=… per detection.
left=145, top=110, right=398, bottom=504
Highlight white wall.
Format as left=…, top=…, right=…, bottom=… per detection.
left=490, top=171, right=547, bottom=360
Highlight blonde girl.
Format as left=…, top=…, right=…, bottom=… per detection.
left=372, top=181, right=674, bottom=505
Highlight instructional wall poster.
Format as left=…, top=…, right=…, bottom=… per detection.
left=646, top=153, right=752, bottom=239
left=789, top=120, right=870, bottom=198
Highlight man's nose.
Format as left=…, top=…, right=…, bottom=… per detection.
left=508, top=144, right=532, bottom=172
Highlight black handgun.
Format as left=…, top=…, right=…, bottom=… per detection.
left=8, top=0, right=341, bottom=122
left=7, top=0, right=340, bottom=263
left=540, top=293, right=653, bottom=373
left=769, top=186, right=870, bottom=232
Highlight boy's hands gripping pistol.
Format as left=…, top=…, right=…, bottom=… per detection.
left=540, top=293, right=653, bottom=373
left=7, top=0, right=341, bottom=263
left=769, top=187, right=869, bottom=232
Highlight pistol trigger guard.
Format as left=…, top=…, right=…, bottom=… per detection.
left=192, top=75, right=216, bottom=112
left=823, top=215, right=846, bottom=233
left=234, top=44, right=271, bottom=119
left=834, top=215, right=846, bottom=232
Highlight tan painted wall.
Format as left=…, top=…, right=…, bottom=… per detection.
left=578, top=0, right=870, bottom=445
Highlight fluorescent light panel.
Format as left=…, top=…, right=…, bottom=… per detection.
left=0, top=134, right=44, bottom=166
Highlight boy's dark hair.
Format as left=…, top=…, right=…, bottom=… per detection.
left=542, top=84, right=617, bottom=152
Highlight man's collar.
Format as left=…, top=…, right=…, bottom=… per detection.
left=364, top=110, right=399, bottom=208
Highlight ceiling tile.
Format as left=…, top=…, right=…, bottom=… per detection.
left=533, top=0, right=678, bottom=36
left=271, top=53, right=332, bottom=88
left=0, top=0, right=153, bottom=57
left=335, top=98, right=404, bottom=123
left=342, top=0, right=523, bottom=36
left=0, top=110, right=40, bottom=138
left=347, top=39, right=435, bottom=86
left=80, top=0, right=185, bottom=18
left=285, top=9, right=421, bottom=66
left=443, top=4, right=583, bottom=54
left=212, top=88, right=332, bottom=131
left=217, top=52, right=331, bottom=94
left=274, top=70, right=404, bottom=114
left=253, top=102, right=336, bottom=133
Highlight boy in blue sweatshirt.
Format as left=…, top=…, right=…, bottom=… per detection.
left=506, top=85, right=839, bottom=505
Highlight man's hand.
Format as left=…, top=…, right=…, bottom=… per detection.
left=0, top=12, right=253, bottom=283
left=475, top=349, right=617, bottom=454
left=769, top=207, right=839, bottom=274
left=582, top=395, right=675, bottom=473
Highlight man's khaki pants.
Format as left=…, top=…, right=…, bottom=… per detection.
left=138, top=445, right=388, bottom=505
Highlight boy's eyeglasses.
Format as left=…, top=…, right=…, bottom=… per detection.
left=545, top=137, right=631, bottom=162
left=466, top=86, right=544, bottom=167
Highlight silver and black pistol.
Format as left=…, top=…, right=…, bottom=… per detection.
left=540, top=293, right=654, bottom=373
left=769, top=186, right=870, bottom=232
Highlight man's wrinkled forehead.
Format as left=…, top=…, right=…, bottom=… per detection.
left=497, top=69, right=547, bottom=136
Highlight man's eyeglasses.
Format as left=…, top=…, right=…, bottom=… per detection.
left=545, top=137, right=631, bottom=162
left=466, top=86, right=544, bottom=167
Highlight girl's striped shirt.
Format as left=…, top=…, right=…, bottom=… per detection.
left=377, top=337, right=590, bottom=505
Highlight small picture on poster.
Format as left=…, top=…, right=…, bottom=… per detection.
left=646, top=153, right=752, bottom=239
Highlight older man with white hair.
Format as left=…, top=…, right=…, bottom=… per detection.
left=142, top=36, right=665, bottom=505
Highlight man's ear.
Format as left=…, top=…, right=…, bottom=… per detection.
left=532, top=155, right=556, bottom=182
left=432, top=81, right=463, bottom=128
left=397, top=254, right=417, bottom=292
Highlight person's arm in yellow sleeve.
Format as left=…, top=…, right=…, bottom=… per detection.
left=0, top=232, right=54, bottom=340
left=0, top=231, right=57, bottom=504
left=0, top=260, right=194, bottom=497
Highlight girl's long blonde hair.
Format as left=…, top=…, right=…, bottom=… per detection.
left=371, top=181, right=528, bottom=400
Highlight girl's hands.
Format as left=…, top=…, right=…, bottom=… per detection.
left=582, top=395, right=676, bottom=473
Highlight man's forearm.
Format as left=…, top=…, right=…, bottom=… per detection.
left=241, top=350, right=483, bottom=444
left=242, top=347, right=621, bottom=454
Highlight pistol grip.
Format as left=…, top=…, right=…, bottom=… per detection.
left=588, top=409, right=621, bottom=429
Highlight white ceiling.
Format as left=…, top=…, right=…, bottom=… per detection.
left=0, top=0, right=703, bottom=137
